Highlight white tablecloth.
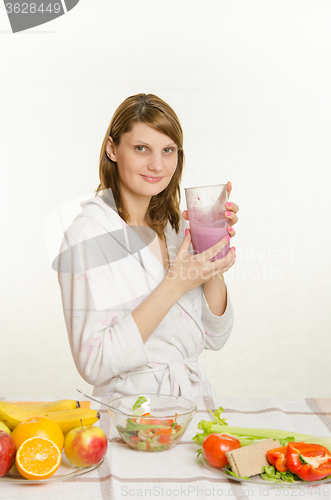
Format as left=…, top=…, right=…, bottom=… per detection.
left=1, top=395, right=331, bottom=499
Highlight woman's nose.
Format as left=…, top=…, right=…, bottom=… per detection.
left=147, top=153, right=164, bottom=172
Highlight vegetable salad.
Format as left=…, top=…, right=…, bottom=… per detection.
left=118, top=396, right=186, bottom=452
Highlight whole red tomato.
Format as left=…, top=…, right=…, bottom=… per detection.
left=202, top=433, right=241, bottom=468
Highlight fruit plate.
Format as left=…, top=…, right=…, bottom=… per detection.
left=202, top=457, right=331, bottom=487
left=0, top=455, right=104, bottom=484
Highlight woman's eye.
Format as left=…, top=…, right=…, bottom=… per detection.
left=163, top=147, right=175, bottom=154
left=135, top=145, right=147, bottom=152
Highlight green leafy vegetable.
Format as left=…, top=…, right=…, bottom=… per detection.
left=123, top=418, right=170, bottom=433
left=224, top=465, right=250, bottom=480
left=261, top=466, right=299, bottom=483
left=279, top=437, right=295, bottom=446
left=207, top=407, right=228, bottom=426
left=132, top=396, right=148, bottom=413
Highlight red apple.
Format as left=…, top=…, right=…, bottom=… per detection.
left=64, top=425, right=108, bottom=467
left=0, top=430, right=16, bottom=477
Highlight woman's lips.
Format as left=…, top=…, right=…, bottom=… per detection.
left=140, top=175, right=163, bottom=183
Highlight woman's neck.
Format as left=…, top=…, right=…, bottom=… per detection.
left=118, top=185, right=160, bottom=231
left=126, top=209, right=152, bottom=228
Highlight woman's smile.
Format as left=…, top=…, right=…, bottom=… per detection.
left=140, top=174, right=164, bottom=183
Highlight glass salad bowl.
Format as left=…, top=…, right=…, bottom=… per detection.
left=107, top=394, right=197, bottom=452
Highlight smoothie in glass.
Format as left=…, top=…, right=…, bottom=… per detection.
left=184, top=184, right=229, bottom=261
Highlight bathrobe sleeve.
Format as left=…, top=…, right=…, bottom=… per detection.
left=57, top=219, right=150, bottom=387
left=176, top=213, right=234, bottom=351
left=201, top=289, right=234, bottom=350
left=176, top=215, right=234, bottom=350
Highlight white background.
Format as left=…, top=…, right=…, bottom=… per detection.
left=0, top=0, right=330, bottom=399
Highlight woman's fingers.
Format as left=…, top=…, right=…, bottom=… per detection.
left=200, top=235, right=231, bottom=262
left=225, top=209, right=239, bottom=226
left=213, top=246, right=236, bottom=274
left=182, top=228, right=191, bottom=248
left=224, top=200, right=239, bottom=227
left=228, top=226, right=236, bottom=238
left=174, top=228, right=192, bottom=261
left=183, top=203, right=239, bottom=229
left=182, top=210, right=189, bottom=221
left=225, top=201, right=239, bottom=214
left=227, top=181, right=232, bottom=199
left=169, top=230, right=236, bottom=293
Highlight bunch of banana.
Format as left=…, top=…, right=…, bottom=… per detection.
left=11, top=399, right=80, bottom=412
left=0, top=400, right=100, bottom=434
left=0, top=421, right=11, bottom=434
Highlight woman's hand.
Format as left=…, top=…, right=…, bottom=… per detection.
left=182, top=181, right=239, bottom=239
left=165, top=231, right=236, bottom=296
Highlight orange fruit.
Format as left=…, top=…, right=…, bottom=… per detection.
left=12, top=416, right=64, bottom=451
left=15, top=437, right=61, bottom=480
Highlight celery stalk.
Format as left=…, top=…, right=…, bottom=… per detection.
left=193, top=408, right=331, bottom=452
left=193, top=426, right=331, bottom=450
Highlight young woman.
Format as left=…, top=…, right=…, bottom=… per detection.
left=58, top=93, right=239, bottom=399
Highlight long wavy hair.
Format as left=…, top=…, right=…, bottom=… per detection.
left=95, top=93, right=185, bottom=238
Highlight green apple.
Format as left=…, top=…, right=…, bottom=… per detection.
left=64, top=425, right=108, bottom=467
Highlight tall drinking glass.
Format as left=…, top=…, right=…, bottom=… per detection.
left=184, top=184, right=230, bottom=261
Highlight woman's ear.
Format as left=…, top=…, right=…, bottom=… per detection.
left=106, top=137, right=117, bottom=162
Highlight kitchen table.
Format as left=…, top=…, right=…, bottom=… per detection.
left=1, top=395, right=331, bottom=499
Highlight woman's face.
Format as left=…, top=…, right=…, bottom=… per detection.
left=106, top=122, right=178, bottom=201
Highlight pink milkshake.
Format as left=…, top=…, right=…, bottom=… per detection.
left=185, top=184, right=230, bottom=261
left=190, top=219, right=229, bottom=261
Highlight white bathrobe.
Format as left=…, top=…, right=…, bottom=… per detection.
left=57, top=194, right=234, bottom=399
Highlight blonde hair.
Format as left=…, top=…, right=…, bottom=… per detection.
left=95, top=93, right=185, bottom=237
